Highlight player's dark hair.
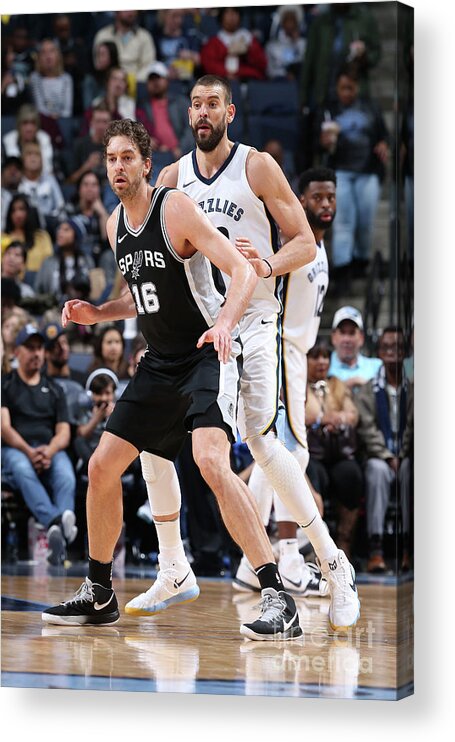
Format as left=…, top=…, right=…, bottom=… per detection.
left=103, top=119, right=153, bottom=181
left=298, top=168, right=337, bottom=195
left=191, top=75, right=232, bottom=105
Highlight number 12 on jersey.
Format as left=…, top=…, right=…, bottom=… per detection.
left=131, top=282, right=160, bottom=314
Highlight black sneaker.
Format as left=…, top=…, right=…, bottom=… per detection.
left=240, top=588, right=303, bottom=641
left=42, top=577, right=120, bottom=626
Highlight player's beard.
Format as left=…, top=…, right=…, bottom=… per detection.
left=306, top=208, right=336, bottom=232
left=191, top=120, right=226, bottom=152
left=112, top=169, right=145, bottom=201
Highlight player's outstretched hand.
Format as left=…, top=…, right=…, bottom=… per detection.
left=197, top=324, right=232, bottom=364
left=235, top=237, right=271, bottom=278
left=62, top=299, right=100, bottom=328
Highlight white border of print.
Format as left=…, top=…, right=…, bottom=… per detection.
left=1, top=0, right=454, bottom=739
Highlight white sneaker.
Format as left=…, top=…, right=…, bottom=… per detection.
left=125, top=557, right=200, bottom=616
left=320, top=550, right=360, bottom=631
left=233, top=555, right=261, bottom=592
left=279, top=555, right=328, bottom=598
left=61, top=510, right=77, bottom=544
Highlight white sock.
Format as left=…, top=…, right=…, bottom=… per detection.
left=154, top=517, right=186, bottom=564
left=278, top=538, right=300, bottom=562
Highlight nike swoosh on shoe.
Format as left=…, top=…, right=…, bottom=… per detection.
left=94, top=594, right=114, bottom=611
left=173, top=571, right=191, bottom=589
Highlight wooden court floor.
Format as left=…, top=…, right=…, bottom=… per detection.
left=1, top=567, right=414, bottom=700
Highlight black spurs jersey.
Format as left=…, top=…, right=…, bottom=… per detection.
left=115, top=186, right=227, bottom=357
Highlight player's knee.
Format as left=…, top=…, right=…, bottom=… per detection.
left=248, top=431, right=279, bottom=468
left=87, top=448, right=113, bottom=487
left=194, top=447, right=228, bottom=489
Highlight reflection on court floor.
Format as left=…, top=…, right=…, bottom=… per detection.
left=1, top=565, right=413, bottom=700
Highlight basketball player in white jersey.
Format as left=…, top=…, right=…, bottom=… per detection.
left=234, top=168, right=337, bottom=593
left=127, top=77, right=360, bottom=632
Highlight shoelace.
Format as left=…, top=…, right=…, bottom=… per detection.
left=327, top=561, right=354, bottom=608
left=63, top=578, right=93, bottom=605
left=255, top=593, right=285, bottom=624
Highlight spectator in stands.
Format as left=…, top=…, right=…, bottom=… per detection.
left=40, top=275, right=95, bottom=353
left=153, top=9, right=201, bottom=80
left=262, top=138, right=295, bottom=187
left=66, top=103, right=112, bottom=186
left=29, top=39, right=74, bottom=128
left=265, top=4, right=307, bottom=80
left=1, top=307, right=30, bottom=375
left=2, top=194, right=53, bottom=275
left=305, top=339, right=363, bottom=559
left=43, top=322, right=87, bottom=423
left=1, top=241, right=35, bottom=300
left=74, top=369, right=118, bottom=473
left=18, top=142, right=66, bottom=234
left=87, top=325, right=129, bottom=381
left=51, top=13, right=88, bottom=116
left=82, top=41, right=120, bottom=111
left=1, top=40, right=30, bottom=114
left=6, top=24, right=36, bottom=82
left=2, top=104, right=54, bottom=175
left=67, top=173, right=116, bottom=288
left=317, top=65, right=389, bottom=287
left=329, top=306, right=382, bottom=390
left=355, top=327, right=412, bottom=572
left=1, top=324, right=77, bottom=565
left=300, top=2, right=381, bottom=110
left=92, top=11, right=157, bottom=85
left=87, top=67, right=136, bottom=130
left=1, top=157, right=23, bottom=231
left=34, top=218, right=94, bottom=304
left=139, top=62, right=194, bottom=157
left=200, top=7, right=267, bottom=81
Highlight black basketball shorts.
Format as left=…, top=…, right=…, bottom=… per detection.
left=105, top=342, right=241, bottom=460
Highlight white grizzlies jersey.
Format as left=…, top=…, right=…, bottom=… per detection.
left=177, top=142, right=281, bottom=314
left=282, top=241, right=329, bottom=354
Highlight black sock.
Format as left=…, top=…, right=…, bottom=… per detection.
left=88, top=557, right=113, bottom=589
left=255, top=562, right=284, bottom=592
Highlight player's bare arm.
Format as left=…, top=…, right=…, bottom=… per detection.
left=62, top=207, right=136, bottom=328
left=164, top=191, right=257, bottom=362
left=238, top=151, right=316, bottom=277
left=155, top=161, right=179, bottom=188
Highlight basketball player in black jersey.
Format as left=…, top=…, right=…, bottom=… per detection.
left=42, top=119, right=303, bottom=641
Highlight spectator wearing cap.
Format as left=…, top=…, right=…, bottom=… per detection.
left=2, top=104, right=55, bottom=176
left=1, top=241, right=35, bottom=300
left=43, top=322, right=87, bottom=387
left=329, top=306, right=382, bottom=390
left=34, top=218, right=94, bottom=304
left=92, top=11, right=157, bottom=85
left=1, top=324, right=77, bottom=565
left=138, top=62, right=194, bottom=158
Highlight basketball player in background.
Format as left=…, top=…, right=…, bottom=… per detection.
left=128, top=76, right=360, bottom=632
left=234, top=168, right=336, bottom=592
left=42, top=119, right=305, bottom=641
